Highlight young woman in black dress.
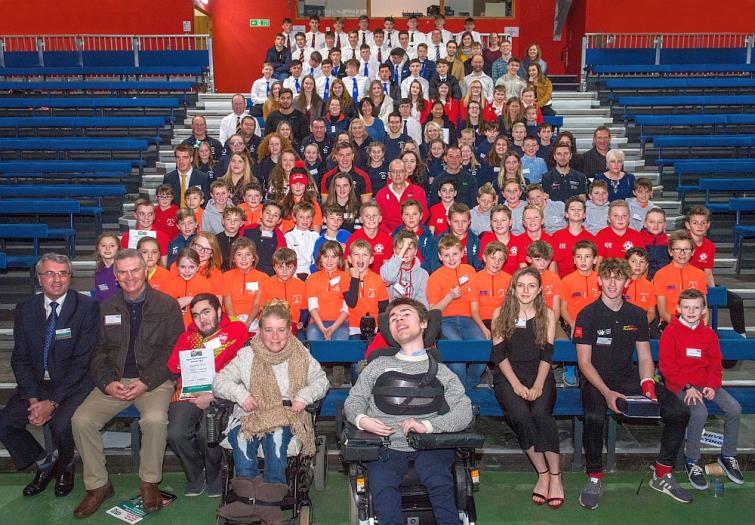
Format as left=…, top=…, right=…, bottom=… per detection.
left=491, top=267, right=563, bottom=508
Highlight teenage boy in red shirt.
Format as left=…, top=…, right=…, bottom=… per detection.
left=594, top=199, right=645, bottom=265
left=550, top=196, right=594, bottom=278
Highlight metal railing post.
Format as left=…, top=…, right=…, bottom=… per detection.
left=580, top=35, right=588, bottom=92
left=206, top=36, right=215, bottom=93
left=76, top=35, right=84, bottom=67
left=747, top=35, right=753, bottom=65
left=36, top=36, right=44, bottom=67
left=132, top=36, right=140, bottom=67
left=0, top=38, right=5, bottom=69
left=654, top=35, right=662, bottom=65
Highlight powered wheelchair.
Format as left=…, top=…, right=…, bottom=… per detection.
left=205, top=398, right=327, bottom=525
left=339, top=309, right=486, bottom=525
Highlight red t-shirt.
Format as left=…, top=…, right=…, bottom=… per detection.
left=690, top=236, right=716, bottom=271
left=154, top=205, right=179, bottom=239
left=594, top=227, right=645, bottom=259
left=428, top=202, right=450, bottom=235
left=345, top=228, right=394, bottom=273
left=550, top=226, right=595, bottom=278
left=120, top=229, right=170, bottom=255
left=511, top=231, right=553, bottom=267
left=479, top=231, right=520, bottom=275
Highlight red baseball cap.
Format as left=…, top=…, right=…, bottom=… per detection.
left=289, top=171, right=308, bottom=186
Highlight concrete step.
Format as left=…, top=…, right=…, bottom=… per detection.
left=551, top=108, right=610, bottom=117
left=561, top=116, right=614, bottom=127
left=551, top=99, right=600, bottom=111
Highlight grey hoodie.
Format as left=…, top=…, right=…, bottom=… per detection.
left=380, top=255, right=429, bottom=306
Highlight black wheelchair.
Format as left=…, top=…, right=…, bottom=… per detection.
left=338, top=309, right=485, bottom=524
left=206, top=399, right=327, bottom=525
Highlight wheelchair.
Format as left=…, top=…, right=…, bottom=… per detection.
left=206, top=398, right=327, bottom=525
left=339, top=309, right=485, bottom=524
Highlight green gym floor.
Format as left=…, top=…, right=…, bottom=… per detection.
left=1, top=471, right=753, bottom=524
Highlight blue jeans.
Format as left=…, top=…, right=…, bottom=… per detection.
left=368, top=448, right=458, bottom=525
left=441, top=316, right=486, bottom=389
left=228, top=426, right=292, bottom=483
left=306, top=320, right=350, bottom=341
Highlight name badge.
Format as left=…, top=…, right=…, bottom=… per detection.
left=458, top=275, right=469, bottom=285
left=238, top=314, right=248, bottom=323
left=245, top=281, right=259, bottom=292
left=98, top=283, right=109, bottom=291
left=516, top=318, right=527, bottom=328
left=55, top=328, right=72, bottom=340
left=596, top=336, right=612, bottom=346
left=329, top=276, right=341, bottom=286
left=104, top=314, right=122, bottom=325
left=204, top=337, right=223, bottom=351
left=393, top=282, right=407, bottom=295
left=261, top=230, right=273, bottom=238
left=633, top=214, right=642, bottom=221
left=686, top=347, right=702, bottom=358
left=331, top=125, right=336, bottom=133
left=522, top=168, right=530, bottom=174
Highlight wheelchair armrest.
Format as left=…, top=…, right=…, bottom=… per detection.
left=406, top=429, right=485, bottom=450
left=340, top=422, right=389, bottom=462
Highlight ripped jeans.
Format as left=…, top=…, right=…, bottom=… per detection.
left=228, top=425, right=292, bottom=483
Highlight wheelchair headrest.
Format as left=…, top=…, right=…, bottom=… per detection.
left=368, top=309, right=443, bottom=363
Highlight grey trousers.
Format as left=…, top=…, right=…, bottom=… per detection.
left=678, top=387, right=741, bottom=461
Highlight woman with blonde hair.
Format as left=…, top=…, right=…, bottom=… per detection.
left=262, top=81, right=283, bottom=120
left=220, top=152, right=257, bottom=205
left=491, top=267, right=562, bottom=509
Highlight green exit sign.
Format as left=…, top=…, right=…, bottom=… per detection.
left=249, top=19, right=270, bottom=28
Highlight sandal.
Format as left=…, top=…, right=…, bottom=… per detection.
left=546, top=471, right=564, bottom=509
left=532, top=469, right=549, bottom=505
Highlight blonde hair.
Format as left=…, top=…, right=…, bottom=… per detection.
left=259, top=299, right=292, bottom=329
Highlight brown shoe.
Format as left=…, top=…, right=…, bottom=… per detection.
left=140, top=481, right=163, bottom=513
left=73, top=480, right=115, bottom=518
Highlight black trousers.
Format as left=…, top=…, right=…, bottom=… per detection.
left=493, top=372, right=559, bottom=453
left=581, top=380, right=689, bottom=474
left=727, top=290, right=746, bottom=334
left=167, top=401, right=224, bottom=484
left=0, top=385, right=88, bottom=471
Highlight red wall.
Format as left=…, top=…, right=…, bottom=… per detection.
left=583, top=0, right=755, bottom=33
left=0, top=0, right=194, bottom=35
left=206, top=0, right=578, bottom=92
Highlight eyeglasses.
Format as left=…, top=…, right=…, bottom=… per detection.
left=192, top=245, right=214, bottom=254
left=671, top=248, right=693, bottom=254
left=39, top=271, right=71, bottom=279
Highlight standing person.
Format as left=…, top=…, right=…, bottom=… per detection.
left=164, top=144, right=210, bottom=208
left=0, top=254, right=98, bottom=498
left=344, top=298, right=474, bottom=525
left=71, top=249, right=184, bottom=518
left=166, top=294, right=247, bottom=497
left=574, top=258, right=692, bottom=510
left=491, top=267, right=562, bottom=508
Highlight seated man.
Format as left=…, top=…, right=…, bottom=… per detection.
left=344, top=298, right=474, bottom=525
left=213, top=299, right=329, bottom=523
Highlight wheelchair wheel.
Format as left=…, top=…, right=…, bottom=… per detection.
left=314, top=434, right=328, bottom=491
left=297, top=504, right=312, bottom=525
left=348, top=481, right=359, bottom=525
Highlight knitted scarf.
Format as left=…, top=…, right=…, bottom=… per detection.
left=239, top=334, right=315, bottom=456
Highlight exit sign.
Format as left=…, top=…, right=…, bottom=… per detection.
left=250, top=19, right=270, bottom=28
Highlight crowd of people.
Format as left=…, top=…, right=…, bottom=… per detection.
left=0, top=13, right=748, bottom=524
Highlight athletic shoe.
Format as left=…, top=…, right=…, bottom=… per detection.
left=718, top=456, right=744, bottom=485
left=685, top=461, right=708, bottom=490
left=650, top=473, right=693, bottom=503
left=563, top=366, right=578, bottom=387
left=183, top=478, right=206, bottom=497
left=578, top=477, right=602, bottom=510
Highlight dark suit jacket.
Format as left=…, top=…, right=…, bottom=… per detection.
left=11, top=291, right=99, bottom=404
left=419, top=59, right=437, bottom=81
left=429, top=74, right=462, bottom=100
left=163, top=168, right=210, bottom=206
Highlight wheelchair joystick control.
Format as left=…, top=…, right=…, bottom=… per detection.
left=360, top=313, right=376, bottom=340
left=206, top=402, right=221, bottom=448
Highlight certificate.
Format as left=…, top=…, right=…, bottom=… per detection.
left=178, top=347, right=215, bottom=400
left=127, top=229, right=156, bottom=249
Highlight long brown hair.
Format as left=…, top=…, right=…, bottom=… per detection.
left=491, top=267, right=548, bottom=348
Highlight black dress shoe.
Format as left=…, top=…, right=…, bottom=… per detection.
left=23, top=464, right=57, bottom=496
left=55, top=464, right=75, bottom=497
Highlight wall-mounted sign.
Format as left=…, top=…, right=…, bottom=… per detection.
left=250, top=19, right=271, bottom=28
left=504, top=26, right=520, bottom=38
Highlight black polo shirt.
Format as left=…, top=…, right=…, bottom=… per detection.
left=572, top=298, right=649, bottom=388
left=541, top=168, right=588, bottom=203
left=299, top=134, right=333, bottom=159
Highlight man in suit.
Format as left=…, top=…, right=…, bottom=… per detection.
left=0, top=253, right=99, bottom=497
left=163, top=144, right=209, bottom=208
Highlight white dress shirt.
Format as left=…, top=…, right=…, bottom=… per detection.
left=398, top=45, right=417, bottom=61
left=219, top=111, right=250, bottom=145
left=304, top=64, right=323, bottom=79
left=292, top=46, right=316, bottom=63
left=341, top=46, right=360, bottom=63
left=250, top=77, right=274, bottom=105
left=401, top=116, right=423, bottom=145
left=316, top=74, right=337, bottom=99
left=304, top=31, right=326, bottom=50
left=428, top=42, right=447, bottom=61
left=332, top=32, right=349, bottom=50
left=358, top=59, right=381, bottom=81
left=383, top=30, right=398, bottom=48
left=283, top=74, right=307, bottom=95
left=400, top=75, right=430, bottom=99
left=407, top=31, right=427, bottom=49
left=357, top=30, right=374, bottom=48
left=426, top=29, right=453, bottom=44
left=344, top=75, right=370, bottom=102
left=370, top=44, right=390, bottom=65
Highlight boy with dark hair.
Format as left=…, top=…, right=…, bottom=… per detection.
left=624, top=247, right=657, bottom=326
left=241, top=201, right=287, bottom=275
left=153, top=184, right=178, bottom=239
left=310, top=205, right=351, bottom=273
left=445, top=203, right=482, bottom=270
left=216, top=206, right=245, bottom=270
left=167, top=209, right=197, bottom=268
left=393, top=199, right=438, bottom=273
left=627, top=177, right=655, bottom=231
left=429, top=179, right=457, bottom=235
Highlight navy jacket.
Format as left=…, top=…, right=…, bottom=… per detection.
left=12, top=291, right=99, bottom=404
left=264, top=46, right=291, bottom=74
left=163, top=168, right=210, bottom=207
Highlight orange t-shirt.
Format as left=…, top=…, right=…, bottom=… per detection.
left=239, top=203, right=262, bottom=227
left=539, top=269, right=562, bottom=311
left=222, top=268, right=267, bottom=320
left=653, top=263, right=707, bottom=315
left=305, top=269, right=350, bottom=321
left=470, top=270, right=512, bottom=321
left=163, top=273, right=217, bottom=326
left=278, top=199, right=323, bottom=234
left=147, top=265, right=172, bottom=293
left=624, top=276, right=656, bottom=312
left=348, top=271, right=389, bottom=330
left=259, top=275, right=306, bottom=326
left=170, top=263, right=225, bottom=293
left=426, top=264, right=477, bottom=317
left=560, top=270, right=601, bottom=321
left=191, top=207, right=204, bottom=232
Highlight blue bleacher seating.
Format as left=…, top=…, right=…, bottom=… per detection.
left=0, top=80, right=195, bottom=93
